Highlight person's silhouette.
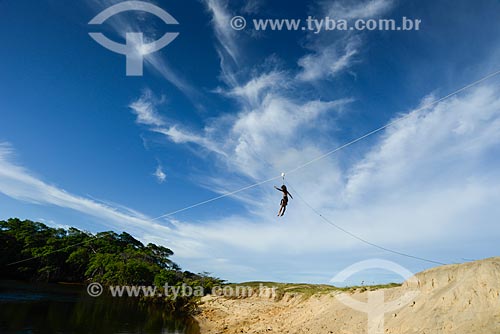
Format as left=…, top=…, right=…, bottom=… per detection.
left=275, top=185, right=293, bottom=216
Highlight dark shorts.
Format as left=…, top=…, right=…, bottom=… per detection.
left=281, top=197, right=288, bottom=206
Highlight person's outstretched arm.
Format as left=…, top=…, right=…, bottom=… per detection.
left=274, top=186, right=283, bottom=192
left=288, top=192, right=293, bottom=199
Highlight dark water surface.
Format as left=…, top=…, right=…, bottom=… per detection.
left=0, top=281, right=199, bottom=334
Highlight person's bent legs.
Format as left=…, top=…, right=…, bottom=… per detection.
left=280, top=205, right=286, bottom=216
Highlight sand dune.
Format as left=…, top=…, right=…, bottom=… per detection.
left=196, top=257, right=500, bottom=333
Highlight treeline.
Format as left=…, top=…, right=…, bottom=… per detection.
left=0, top=218, right=223, bottom=311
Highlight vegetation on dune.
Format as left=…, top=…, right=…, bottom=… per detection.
left=228, top=281, right=402, bottom=301
left=0, top=218, right=223, bottom=313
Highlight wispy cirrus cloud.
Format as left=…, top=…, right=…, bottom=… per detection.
left=130, top=79, right=351, bottom=179
left=0, top=143, right=164, bottom=232
left=154, top=126, right=227, bottom=157
left=120, top=0, right=500, bottom=282
left=224, top=71, right=288, bottom=107
left=3, top=81, right=500, bottom=282
left=0, top=142, right=210, bottom=260
left=324, top=0, right=393, bottom=19
left=297, top=0, right=394, bottom=82
left=297, top=36, right=361, bottom=82
left=343, top=86, right=500, bottom=202
left=128, top=93, right=227, bottom=157
left=129, top=89, right=166, bottom=127
left=73, top=0, right=500, bottom=282
left=160, top=83, right=500, bottom=281
left=203, top=0, right=240, bottom=64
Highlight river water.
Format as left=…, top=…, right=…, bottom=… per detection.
left=0, top=280, right=199, bottom=334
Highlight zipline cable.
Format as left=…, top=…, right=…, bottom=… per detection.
left=285, top=69, right=500, bottom=176
left=152, top=68, right=500, bottom=220
left=7, top=70, right=500, bottom=266
left=7, top=234, right=103, bottom=266
left=151, top=174, right=283, bottom=220
left=286, top=181, right=447, bottom=266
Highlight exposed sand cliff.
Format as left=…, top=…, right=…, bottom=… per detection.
left=196, top=257, right=500, bottom=333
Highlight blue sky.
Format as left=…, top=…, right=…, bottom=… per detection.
left=1, top=0, right=500, bottom=284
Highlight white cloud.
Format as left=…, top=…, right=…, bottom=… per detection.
left=154, top=126, right=227, bottom=157
left=145, top=56, right=203, bottom=106
left=0, top=142, right=218, bottom=264
left=131, top=73, right=351, bottom=180
left=0, top=142, right=170, bottom=235
left=2, top=82, right=500, bottom=282
left=241, top=0, right=262, bottom=14
left=344, top=86, right=500, bottom=202
left=226, top=71, right=287, bottom=107
left=325, top=0, right=393, bottom=19
left=146, top=83, right=500, bottom=282
left=202, top=0, right=250, bottom=90
left=37, top=218, right=72, bottom=231
left=203, top=0, right=239, bottom=64
left=128, top=91, right=227, bottom=157
left=9, top=0, right=493, bottom=283
left=112, top=0, right=500, bottom=282
left=154, top=165, right=167, bottom=183
left=297, top=37, right=360, bottom=82
left=296, top=0, right=393, bottom=83
left=129, top=90, right=165, bottom=127
left=229, top=95, right=352, bottom=177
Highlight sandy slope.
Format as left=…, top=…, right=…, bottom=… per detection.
left=196, top=257, right=500, bottom=333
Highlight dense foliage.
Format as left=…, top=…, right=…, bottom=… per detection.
left=0, top=218, right=223, bottom=312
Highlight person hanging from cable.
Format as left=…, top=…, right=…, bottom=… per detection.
left=275, top=184, right=293, bottom=216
